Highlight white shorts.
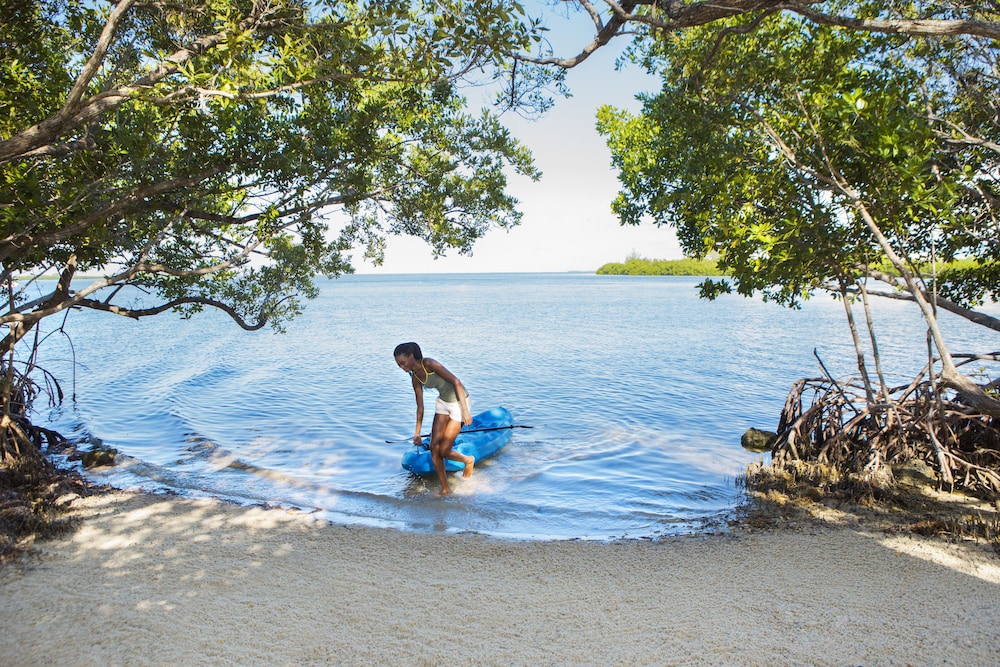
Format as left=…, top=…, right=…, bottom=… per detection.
left=435, top=396, right=470, bottom=422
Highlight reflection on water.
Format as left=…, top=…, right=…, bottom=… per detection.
left=32, top=273, right=1000, bottom=540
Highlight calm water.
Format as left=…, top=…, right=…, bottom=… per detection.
left=33, top=273, right=1000, bottom=540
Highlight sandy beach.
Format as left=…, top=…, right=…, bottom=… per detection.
left=1, top=491, right=998, bottom=666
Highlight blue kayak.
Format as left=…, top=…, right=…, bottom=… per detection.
left=401, top=406, right=514, bottom=475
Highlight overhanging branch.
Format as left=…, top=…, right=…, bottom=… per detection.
left=0, top=168, right=225, bottom=265
left=859, top=268, right=1000, bottom=334
left=74, top=296, right=267, bottom=331
left=785, top=3, right=1000, bottom=41
left=523, top=1, right=1000, bottom=70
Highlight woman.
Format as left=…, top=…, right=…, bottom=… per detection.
left=393, top=342, right=474, bottom=495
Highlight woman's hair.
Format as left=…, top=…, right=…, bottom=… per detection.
left=393, top=342, right=422, bottom=360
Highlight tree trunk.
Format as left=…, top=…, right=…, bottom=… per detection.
left=851, top=202, right=1000, bottom=418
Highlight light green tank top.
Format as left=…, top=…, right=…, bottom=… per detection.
left=415, top=361, right=459, bottom=403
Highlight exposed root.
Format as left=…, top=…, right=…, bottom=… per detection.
left=771, top=370, right=1000, bottom=497
left=0, top=359, right=82, bottom=562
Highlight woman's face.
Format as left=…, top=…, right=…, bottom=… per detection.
left=395, top=353, right=417, bottom=373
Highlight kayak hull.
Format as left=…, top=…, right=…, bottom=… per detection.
left=400, top=406, right=514, bottom=475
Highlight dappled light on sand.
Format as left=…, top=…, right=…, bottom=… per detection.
left=879, top=534, right=1000, bottom=585
left=2, top=491, right=998, bottom=665
left=68, top=494, right=324, bottom=573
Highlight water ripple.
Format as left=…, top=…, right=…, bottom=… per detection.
left=35, top=274, right=1000, bottom=540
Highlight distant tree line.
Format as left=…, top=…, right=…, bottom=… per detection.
left=597, top=255, right=978, bottom=278
left=596, top=255, right=725, bottom=276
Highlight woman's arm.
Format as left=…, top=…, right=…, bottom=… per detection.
left=411, top=374, right=424, bottom=444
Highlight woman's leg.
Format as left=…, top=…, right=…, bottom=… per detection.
left=430, top=413, right=473, bottom=494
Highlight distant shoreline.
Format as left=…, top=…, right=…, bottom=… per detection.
left=596, top=257, right=725, bottom=276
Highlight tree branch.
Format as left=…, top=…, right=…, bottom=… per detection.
left=73, top=296, right=267, bottom=331
left=0, top=168, right=225, bottom=265
left=516, top=1, right=639, bottom=68
left=845, top=285, right=1000, bottom=335
left=860, top=268, right=1000, bottom=334
left=929, top=114, right=1000, bottom=155
left=783, top=3, right=1000, bottom=41
left=0, top=2, right=285, bottom=164
left=692, top=9, right=778, bottom=90
left=524, top=1, right=1000, bottom=70
left=0, top=245, right=269, bottom=332
left=66, top=0, right=138, bottom=110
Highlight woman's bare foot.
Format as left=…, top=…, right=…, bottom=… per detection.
left=462, top=456, right=475, bottom=478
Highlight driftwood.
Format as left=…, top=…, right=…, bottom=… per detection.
left=771, top=353, right=1000, bottom=495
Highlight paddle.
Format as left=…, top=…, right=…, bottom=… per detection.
left=385, top=424, right=534, bottom=444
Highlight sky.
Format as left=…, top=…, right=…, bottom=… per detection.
left=353, top=6, right=683, bottom=274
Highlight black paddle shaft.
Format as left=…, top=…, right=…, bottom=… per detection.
left=385, top=424, right=533, bottom=444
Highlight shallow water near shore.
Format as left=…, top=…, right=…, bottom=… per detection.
left=31, top=273, right=1000, bottom=540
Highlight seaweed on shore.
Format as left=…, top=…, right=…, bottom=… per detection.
left=738, top=364, right=1000, bottom=556
left=0, top=458, right=103, bottom=563
left=739, top=458, right=1000, bottom=556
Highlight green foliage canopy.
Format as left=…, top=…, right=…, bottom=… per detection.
left=0, top=0, right=550, bottom=344
left=597, top=4, right=999, bottom=311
